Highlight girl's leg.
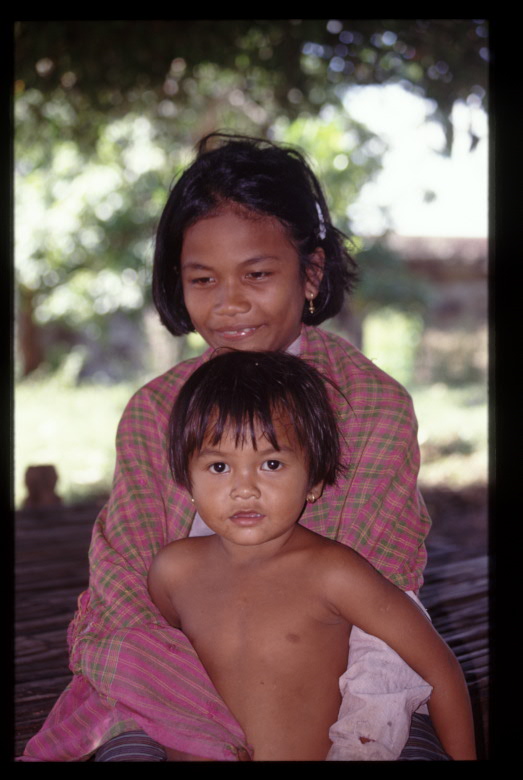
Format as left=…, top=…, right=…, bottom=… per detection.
left=93, top=719, right=450, bottom=762
left=92, top=732, right=224, bottom=761
left=92, top=731, right=167, bottom=762
left=397, top=713, right=452, bottom=761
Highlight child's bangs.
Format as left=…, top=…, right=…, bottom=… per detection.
left=193, top=401, right=284, bottom=454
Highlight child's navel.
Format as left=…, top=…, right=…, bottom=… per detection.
left=285, top=632, right=301, bottom=643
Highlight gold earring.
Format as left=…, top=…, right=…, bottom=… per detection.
left=190, top=497, right=195, bottom=504
left=307, top=493, right=316, bottom=503
left=308, top=295, right=315, bottom=315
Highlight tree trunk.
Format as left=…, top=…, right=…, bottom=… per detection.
left=18, top=287, right=45, bottom=376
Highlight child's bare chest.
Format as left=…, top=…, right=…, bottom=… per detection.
left=174, top=559, right=348, bottom=668
left=170, top=546, right=351, bottom=760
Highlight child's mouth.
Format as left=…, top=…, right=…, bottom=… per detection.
left=229, top=511, right=265, bottom=525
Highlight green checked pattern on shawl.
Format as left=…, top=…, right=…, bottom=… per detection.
left=22, top=325, right=430, bottom=762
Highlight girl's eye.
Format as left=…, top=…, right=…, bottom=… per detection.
left=209, top=462, right=230, bottom=474
left=191, top=276, right=215, bottom=286
left=261, top=459, right=283, bottom=472
left=246, top=271, right=271, bottom=280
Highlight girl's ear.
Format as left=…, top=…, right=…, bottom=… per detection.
left=305, top=248, right=325, bottom=298
left=306, top=480, right=325, bottom=504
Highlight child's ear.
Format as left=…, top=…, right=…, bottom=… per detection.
left=306, top=480, right=325, bottom=504
left=305, top=248, right=325, bottom=297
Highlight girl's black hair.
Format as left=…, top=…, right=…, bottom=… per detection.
left=169, top=350, right=344, bottom=491
left=153, top=132, right=359, bottom=336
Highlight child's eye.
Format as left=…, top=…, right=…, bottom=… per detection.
left=261, top=459, right=283, bottom=471
left=190, top=276, right=215, bottom=286
left=209, top=462, right=230, bottom=474
left=246, top=271, right=271, bottom=280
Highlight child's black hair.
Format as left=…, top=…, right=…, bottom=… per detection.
left=169, top=350, right=343, bottom=492
left=153, top=132, right=359, bottom=336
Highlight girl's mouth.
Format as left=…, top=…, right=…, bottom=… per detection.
left=215, top=326, right=260, bottom=340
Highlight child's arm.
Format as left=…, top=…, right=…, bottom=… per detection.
left=324, top=545, right=476, bottom=760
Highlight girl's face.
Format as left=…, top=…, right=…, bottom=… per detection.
left=189, top=417, right=323, bottom=552
left=180, top=207, right=322, bottom=352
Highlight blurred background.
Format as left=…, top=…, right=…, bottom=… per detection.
left=14, top=20, right=488, bottom=522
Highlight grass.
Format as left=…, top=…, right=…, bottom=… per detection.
left=15, top=375, right=142, bottom=507
left=14, top=372, right=487, bottom=508
left=411, top=382, right=487, bottom=489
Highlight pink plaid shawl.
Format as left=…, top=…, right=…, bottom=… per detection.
left=21, top=326, right=430, bottom=761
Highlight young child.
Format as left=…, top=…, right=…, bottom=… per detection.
left=148, top=349, right=476, bottom=762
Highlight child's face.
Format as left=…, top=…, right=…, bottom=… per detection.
left=189, top=417, right=322, bottom=551
left=180, top=206, right=322, bottom=352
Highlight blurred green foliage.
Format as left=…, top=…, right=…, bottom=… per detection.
left=15, top=20, right=488, bottom=152
left=16, top=113, right=169, bottom=327
left=363, top=308, right=424, bottom=387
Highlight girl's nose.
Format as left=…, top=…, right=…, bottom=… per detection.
left=215, top=280, right=250, bottom=315
left=230, top=478, right=261, bottom=500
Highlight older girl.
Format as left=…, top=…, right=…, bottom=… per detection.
left=23, top=133, right=442, bottom=762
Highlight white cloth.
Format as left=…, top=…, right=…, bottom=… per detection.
left=326, top=592, right=432, bottom=761
left=189, top=511, right=215, bottom=537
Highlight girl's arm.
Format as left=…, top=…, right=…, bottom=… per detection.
left=324, top=545, right=476, bottom=761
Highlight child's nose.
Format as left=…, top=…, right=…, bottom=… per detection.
left=230, top=475, right=261, bottom=499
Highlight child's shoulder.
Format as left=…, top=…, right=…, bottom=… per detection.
left=299, top=528, right=396, bottom=621
left=309, top=528, right=388, bottom=588
left=157, top=535, right=210, bottom=559
left=149, top=537, right=209, bottom=582
left=296, top=528, right=387, bottom=619
left=299, top=526, right=365, bottom=572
